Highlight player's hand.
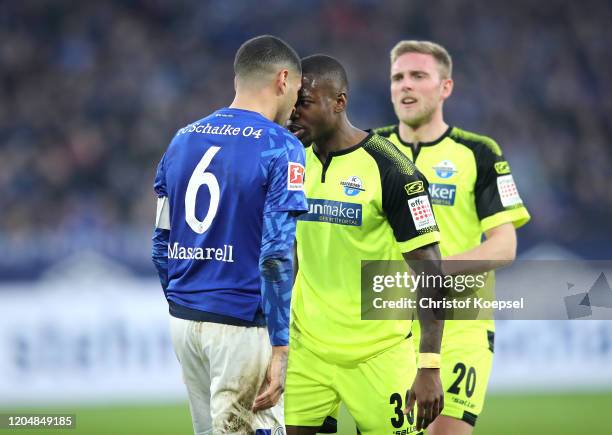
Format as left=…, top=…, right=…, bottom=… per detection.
left=252, top=345, right=288, bottom=412
left=406, top=368, right=444, bottom=430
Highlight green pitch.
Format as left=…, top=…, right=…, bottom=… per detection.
left=3, top=392, right=610, bottom=434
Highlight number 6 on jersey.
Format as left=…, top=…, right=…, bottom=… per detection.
left=185, top=146, right=221, bottom=234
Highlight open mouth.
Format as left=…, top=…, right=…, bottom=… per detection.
left=401, top=96, right=417, bottom=106
left=287, top=123, right=306, bottom=139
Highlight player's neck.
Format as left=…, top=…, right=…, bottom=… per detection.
left=229, top=93, right=276, bottom=122
left=398, top=114, right=448, bottom=145
left=313, top=119, right=367, bottom=164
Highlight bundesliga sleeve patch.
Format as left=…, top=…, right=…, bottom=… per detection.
left=287, top=162, right=305, bottom=191
left=497, top=174, right=523, bottom=207
left=408, top=195, right=436, bottom=230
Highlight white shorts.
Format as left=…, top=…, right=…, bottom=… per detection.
left=170, top=316, right=284, bottom=435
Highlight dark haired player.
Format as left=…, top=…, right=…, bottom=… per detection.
left=285, top=54, right=445, bottom=435
left=152, top=35, right=307, bottom=434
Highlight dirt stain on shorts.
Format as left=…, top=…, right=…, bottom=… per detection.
left=215, top=371, right=267, bottom=434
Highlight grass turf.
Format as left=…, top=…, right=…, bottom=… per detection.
left=3, top=392, right=611, bottom=434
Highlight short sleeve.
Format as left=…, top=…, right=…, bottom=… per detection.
left=381, top=165, right=441, bottom=253
left=153, top=152, right=171, bottom=229
left=153, top=152, right=168, bottom=197
left=263, top=129, right=309, bottom=215
left=473, top=144, right=530, bottom=232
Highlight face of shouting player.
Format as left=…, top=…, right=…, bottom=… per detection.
left=287, top=74, right=337, bottom=145
left=390, top=52, right=453, bottom=129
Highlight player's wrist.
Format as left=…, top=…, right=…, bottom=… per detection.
left=418, top=352, right=441, bottom=369
left=271, top=345, right=289, bottom=354
left=417, top=367, right=440, bottom=372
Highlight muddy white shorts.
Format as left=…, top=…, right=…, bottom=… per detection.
left=170, top=316, right=285, bottom=435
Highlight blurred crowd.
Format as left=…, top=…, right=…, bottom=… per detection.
left=1, top=0, right=611, bottom=263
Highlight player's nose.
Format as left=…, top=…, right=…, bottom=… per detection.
left=290, top=106, right=300, bottom=120
left=401, top=80, right=414, bottom=92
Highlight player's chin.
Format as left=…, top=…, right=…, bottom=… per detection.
left=399, top=112, right=422, bottom=128
left=295, top=130, right=311, bottom=145
left=395, top=106, right=415, bottom=121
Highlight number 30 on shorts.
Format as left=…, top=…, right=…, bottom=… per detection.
left=389, top=392, right=414, bottom=428
left=447, top=363, right=477, bottom=397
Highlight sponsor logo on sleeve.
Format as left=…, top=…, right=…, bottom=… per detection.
left=497, top=174, right=523, bottom=206
left=494, top=161, right=511, bottom=174
left=287, top=162, right=305, bottom=191
left=404, top=180, right=425, bottom=196
left=298, top=198, right=362, bottom=226
left=433, top=160, right=458, bottom=179
left=340, top=176, right=366, bottom=196
left=408, top=195, right=437, bottom=230
left=428, top=183, right=457, bottom=206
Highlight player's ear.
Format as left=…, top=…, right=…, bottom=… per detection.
left=441, top=78, right=453, bottom=100
left=276, top=69, right=290, bottom=95
left=334, top=92, right=347, bottom=113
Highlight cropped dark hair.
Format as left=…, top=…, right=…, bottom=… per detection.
left=234, top=35, right=301, bottom=80
left=301, top=54, right=349, bottom=92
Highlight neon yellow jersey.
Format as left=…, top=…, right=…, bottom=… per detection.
left=374, top=125, right=531, bottom=336
left=292, top=133, right=440, bottom=364
left=375, top=125, right=530, bottom=257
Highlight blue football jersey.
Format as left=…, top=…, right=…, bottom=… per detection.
left=154, top=108, right=308, bottom=322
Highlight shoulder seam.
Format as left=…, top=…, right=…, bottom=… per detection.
left=362, top=134, right=417, bottom=176
left=372, top=125, right=396, bottom=138
left=450, top=127, right=502, bottom=156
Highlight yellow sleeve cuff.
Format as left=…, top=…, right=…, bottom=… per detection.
left=481, top=207, right=531, bottom=233
left=397, top=231, right=441, bottom=254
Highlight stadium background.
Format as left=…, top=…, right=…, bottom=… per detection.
left=1, top=0, right=611, bottom=434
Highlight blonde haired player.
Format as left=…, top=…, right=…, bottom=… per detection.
left=374, top=40, right=530, bottom=434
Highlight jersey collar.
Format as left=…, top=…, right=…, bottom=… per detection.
left=312, top=132, right=372, bottom=182
left=217, top=107, right=267, bottom=120
left=313, top=131, right=372, bottom=160
left=393, top=125, right=453, bottom=148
